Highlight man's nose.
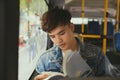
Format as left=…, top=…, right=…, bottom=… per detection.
left=55, top=36, right=62, bottom=43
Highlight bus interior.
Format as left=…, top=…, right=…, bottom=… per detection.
left=1, top=0, right=120, bottom=80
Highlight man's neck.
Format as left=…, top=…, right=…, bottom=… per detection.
left=62, top=38, right=79, bottom=53
left=71, top=38, right=79, bottom=51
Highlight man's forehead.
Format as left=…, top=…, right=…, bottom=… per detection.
left=48, top=26, right=66, bottom=35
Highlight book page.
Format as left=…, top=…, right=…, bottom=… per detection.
left=63, top=50, right=92, bottom=78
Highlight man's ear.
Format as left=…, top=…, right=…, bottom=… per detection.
left=70, top=23, right=74, bottom=32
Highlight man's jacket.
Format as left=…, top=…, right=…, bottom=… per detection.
left=36, top=37, right=120, bottom=77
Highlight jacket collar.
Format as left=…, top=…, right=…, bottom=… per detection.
left=55, top=35, right=85, bottom=57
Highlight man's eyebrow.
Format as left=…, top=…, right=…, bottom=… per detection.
left=57, top=29, right=65, bottom=35
left=49, top=29, right=65, bottom=36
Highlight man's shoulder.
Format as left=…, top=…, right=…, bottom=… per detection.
left=83, top=43, right=103, bottom=57
left=84, top=43, right=101, bottom=50
left=40, top=46, right=59, bottom=57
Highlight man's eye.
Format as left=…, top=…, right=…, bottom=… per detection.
left=50, top=36, right=55, bottom=38
left=60, top=32, right=65, bottom=35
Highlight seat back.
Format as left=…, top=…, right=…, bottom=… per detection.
left=114, top=31, right=120, bottom=52
left=101, top=22, right=114, bottom=36
left=87, top=21, right=100, bottom=35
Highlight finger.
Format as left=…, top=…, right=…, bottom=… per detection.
left=34, top=74, right=48, bottom=80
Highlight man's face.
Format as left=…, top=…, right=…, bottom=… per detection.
left=48, top=23, right=74, bottom=51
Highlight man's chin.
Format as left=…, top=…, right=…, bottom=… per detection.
left=59, top=47, right=68, bottom=51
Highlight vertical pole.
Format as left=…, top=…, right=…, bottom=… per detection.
left=116, top=0, right=120, bottom=32
left=81, top=0, right=85, bottom=42
left=103, top=0, right=108, bottom=54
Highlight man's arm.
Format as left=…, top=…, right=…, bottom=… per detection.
left=95, top=50, right=106, bottom=76
left=34, top=56, right=49, bottom=80
left=35, top=56, right=45, bottom=74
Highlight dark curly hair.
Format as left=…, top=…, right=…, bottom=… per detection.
left=41, top=7, right=71, bottom=32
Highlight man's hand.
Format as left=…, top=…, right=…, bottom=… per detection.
left=34, top=73, right=49, bottom=80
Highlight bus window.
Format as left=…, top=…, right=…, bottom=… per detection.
left=19, top=0, right=48, bottom=80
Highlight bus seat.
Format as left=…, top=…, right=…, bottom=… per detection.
left=114, top=31, right=120, bottom=52
left=107, top=22, right=114, bottom=36
left=101, top=22, right=114, bottom=36
left=87, top=21, right=100, bottom=35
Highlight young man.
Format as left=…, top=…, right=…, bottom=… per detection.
left=34, top=8, right=118, bottom=80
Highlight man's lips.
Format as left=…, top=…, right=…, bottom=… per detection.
left=58, top=43, right=65, bottom=48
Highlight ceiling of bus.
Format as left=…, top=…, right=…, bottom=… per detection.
left=64, top=0, right=117, bottom=19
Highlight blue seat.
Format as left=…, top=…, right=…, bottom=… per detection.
left=114, top=31, right=120, bottom=52
left=87, top=21, right=100, bottom=35
left=107, top=22, right=114, bottom=36
left=101, top=22, right=114, bottom=36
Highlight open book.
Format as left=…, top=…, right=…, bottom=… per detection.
left=43, top=50, right=92, bottom=80
left=63, top=50, right=92, bottom=77
left=42, top=72, right=65, bottom=80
